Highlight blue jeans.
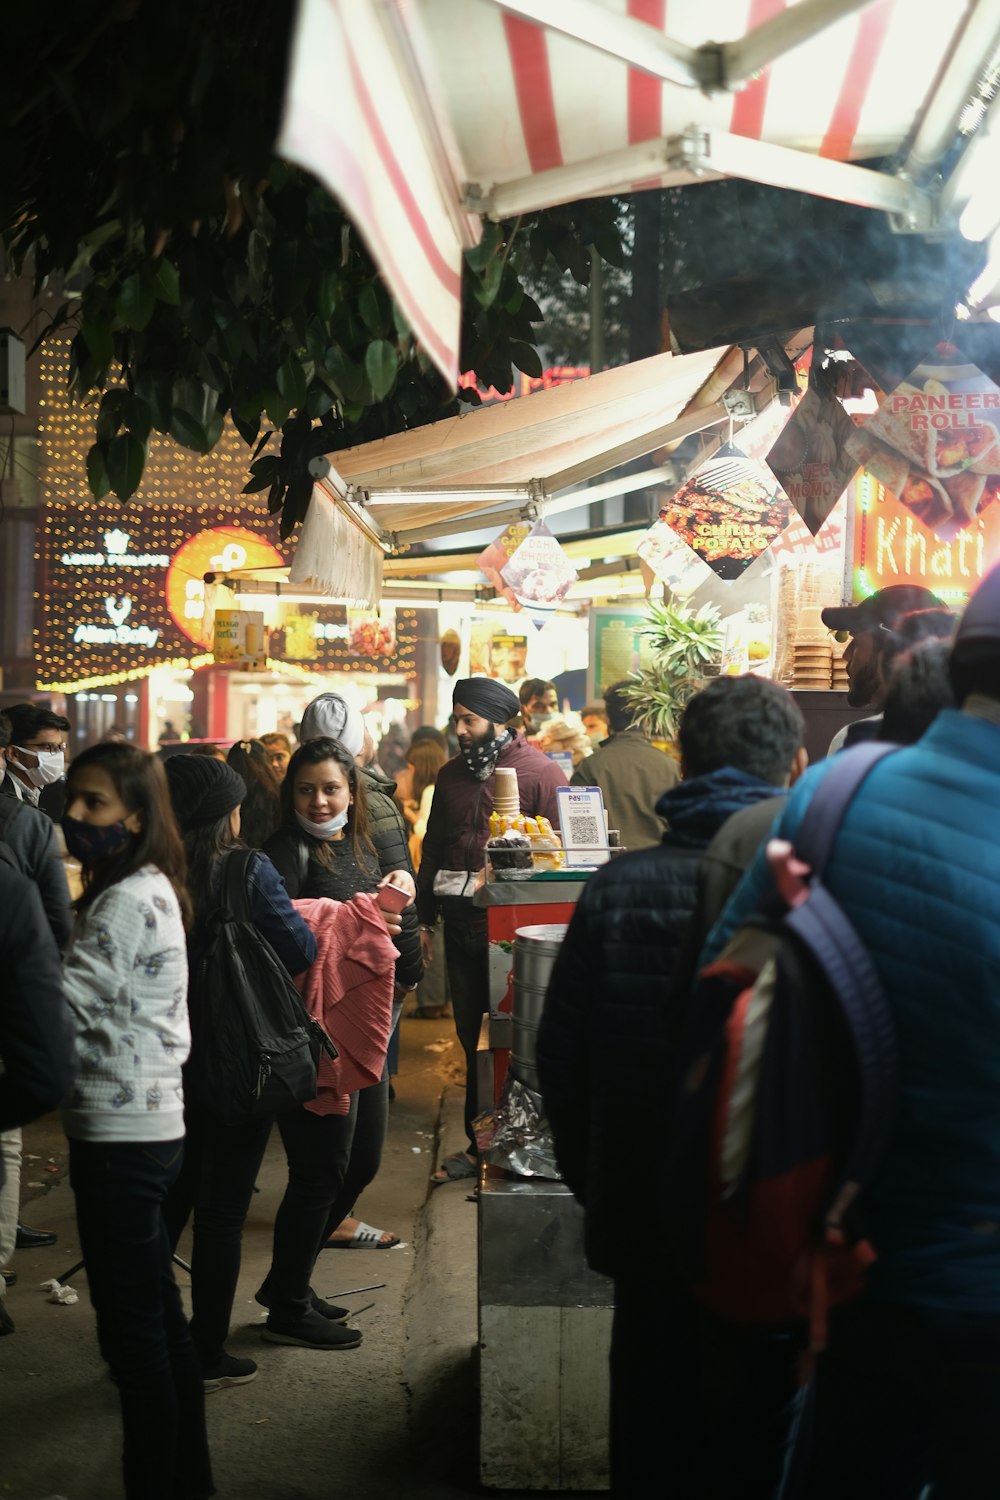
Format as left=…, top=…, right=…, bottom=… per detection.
left=70, top=1137, right=214, bottom=1500
left=787, top=1299, right=1000, bottom=1499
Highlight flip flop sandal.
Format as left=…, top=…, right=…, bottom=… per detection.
left=324, top=1221, right=401, bottom=1250
left=431, top=1152, right=478, bottom=1186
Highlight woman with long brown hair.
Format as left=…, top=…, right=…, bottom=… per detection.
left=59, top=743, right=213, bottom=1500
left=259, top=738, right=420, bottom=1345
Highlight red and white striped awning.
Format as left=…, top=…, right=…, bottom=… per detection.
left=279, top=0, right=998, bottom=386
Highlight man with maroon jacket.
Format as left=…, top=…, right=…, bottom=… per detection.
left=417, top=677, right=567, bottom=1182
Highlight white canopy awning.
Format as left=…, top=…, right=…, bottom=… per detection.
left=325, top=342, right=734, bottom=539
left=278, top=0, right=998, bottom=384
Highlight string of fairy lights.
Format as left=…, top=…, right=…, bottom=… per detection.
left=34, top=338, right=418, bottom=692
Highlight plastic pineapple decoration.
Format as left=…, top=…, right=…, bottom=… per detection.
left=619, top=599, right=723, bottom=748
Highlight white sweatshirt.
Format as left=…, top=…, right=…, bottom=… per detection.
left=61, top=866, right=190, bottom=1143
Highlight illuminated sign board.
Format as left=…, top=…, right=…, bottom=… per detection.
left=851, top=471, right=1000, bottom=601
left=37, top=501, right=419, bottom=690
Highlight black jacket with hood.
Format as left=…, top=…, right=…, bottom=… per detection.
left=536, top=768, right=783, bottom=1278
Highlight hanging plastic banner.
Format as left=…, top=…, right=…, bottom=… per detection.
left=845, top=342, right=1000, bottom=540
left=658, top=444, right=791, bottom=580
left=478, top=522, right=532, bottom=610
left=213, top=609, right=266, bottom=669
left=765, top=388, right=860, bottom=535
left=500, top=521, right=578, bottom=610
left=282, top=611, right=320, bottom=661
left=635, top=513, right=716, bottom=595
left=346, top=607, right=396, bottom=658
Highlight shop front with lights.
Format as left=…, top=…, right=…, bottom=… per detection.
left=35, top=499, right=419, bottom=750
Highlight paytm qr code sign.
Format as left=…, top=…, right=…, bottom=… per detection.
left=556, top=786, right=610, bottom=868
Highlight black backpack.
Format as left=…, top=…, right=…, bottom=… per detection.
left=191, top=849, right=336, bottom=1126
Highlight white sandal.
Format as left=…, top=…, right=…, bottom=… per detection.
left=325, top=1220, right=401, bottom=1250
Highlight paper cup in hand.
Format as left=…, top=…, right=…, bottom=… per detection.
left=377, top=882, right=412, bottom=914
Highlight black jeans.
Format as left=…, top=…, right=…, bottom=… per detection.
left=163, top=1110, right=273, bottom=1367
left=267, top=1080, right=389, bottom=1319
left=789, top=1299, right=1000, bottom=1499
left=611, top=1277, right=799, bottom=1499
left=70, top=1137, right=214, bottom=1500
left=441, top=900, right=488, bottom=1154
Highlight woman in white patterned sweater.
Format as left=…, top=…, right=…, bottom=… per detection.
left=60, top=743, right=214, bottom=1500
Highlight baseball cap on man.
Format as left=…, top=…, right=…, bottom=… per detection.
left=821, top=585, right=944, bottom=635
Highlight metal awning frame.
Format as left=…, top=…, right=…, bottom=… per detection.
left=435, top=0, right=1000, bottom=241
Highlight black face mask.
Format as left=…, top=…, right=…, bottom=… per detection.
left=459, top=725, right=513, bottom=781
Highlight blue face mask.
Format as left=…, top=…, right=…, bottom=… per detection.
left=295, top=807, right=349, bottom=841
left=61, top=814, right=133, bottom=865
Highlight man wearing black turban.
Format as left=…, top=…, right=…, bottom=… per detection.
left=416, top=677, right=568, bottom=1183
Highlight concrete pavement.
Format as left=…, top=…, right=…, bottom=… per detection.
left=0, top=1019, right=484, bottom=1500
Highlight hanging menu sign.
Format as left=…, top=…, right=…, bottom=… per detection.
left=845, top=342, right=1000, bottom=540
left=658, top=444, right=791, bottom=580
left=765, top=388, right=860, bottom=535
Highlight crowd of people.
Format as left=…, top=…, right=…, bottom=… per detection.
left=0, top=692, right=459, bottom=1499
left=5, top=570, right=999, bottom=1498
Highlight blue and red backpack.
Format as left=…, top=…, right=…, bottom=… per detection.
left=668, top=743, right=900, bottom=1354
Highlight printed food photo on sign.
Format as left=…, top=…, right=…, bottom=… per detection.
left=635, top=508, right=716, bottom=595
left=845, top=343, right=1000, bottom=540
left=657, top=444, right=792, bottom=580
left=478, top=522, right=532, bottom=610
left=765, top=387, right=860, bottom=535
left=499, top=521, right=578, bottom=610
left=346, top=607, right=396, bottom=658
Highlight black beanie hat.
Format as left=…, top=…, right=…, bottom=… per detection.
left=164, top=753, right=246, bottom=831
left=950, top=563, right=1000, bottom=700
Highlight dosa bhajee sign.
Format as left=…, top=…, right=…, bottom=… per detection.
left=846, top=343, right=1000, bottom=540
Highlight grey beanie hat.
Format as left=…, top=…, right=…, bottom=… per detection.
left=299, top=693, right=365, bottom=756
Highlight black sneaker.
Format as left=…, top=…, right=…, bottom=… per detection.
left=202, top=1353, right=257, bottom=1392
left=254, top=1283, right=349, bottom=1323
left=0, top=1301, right=14, bottom=1337
left=261, top=1310, right=362, bottom=1350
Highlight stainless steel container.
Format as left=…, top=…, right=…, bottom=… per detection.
left=511, top=924, right=568, bottom=1090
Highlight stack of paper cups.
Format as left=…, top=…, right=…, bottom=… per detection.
left=493, top=766, right=520, bottom=819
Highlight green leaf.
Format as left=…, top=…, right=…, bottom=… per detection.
left=472, top=255, right=504, bottom=308
left=323, top=346, right=367, bottom=404
left=276, top=356, right=307, bottom=412
left=170, top=409, right=210, bottom=453
left=307, top=383, right=335, bottom=418
left=242, top=455, right=281, bottom=493
left=358, top=283, right=385, bottom=337
left=106, top=431, right=147, bottom=499
left=81, top=319, right=114, bottom=371
left=118, top=270, right=155, bottom=331
left=364, top=340, right=398, bottom=400
left=465, top=222, right=501, bottom=272
left=152, top=258, right=181, bottom=305
left=126, top=395, right=154, bottom=444
left=231, top=410, right=260, bottom=446
left=509, top=342, right=543, bottom=379
left=317, top=269, right=338, bottom=323
left=247, top=229, right=268, bottom=293
left=96, top=388, right=129, bottom=444
left=86, top=443, right=111, bottom=500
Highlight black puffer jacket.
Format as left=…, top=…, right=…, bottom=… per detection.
left=361, top=766, right=414, bottom=879
left=536, top=768, right=782, bottom=1279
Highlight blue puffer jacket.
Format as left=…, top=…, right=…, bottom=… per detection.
left=537, top=767, right=783, bottom=1279
left=703, top=710, right=1000, bottom=1316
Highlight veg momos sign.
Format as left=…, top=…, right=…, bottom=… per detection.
left=845, top=343, right=1000, bottom=540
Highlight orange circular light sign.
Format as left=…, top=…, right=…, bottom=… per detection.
left=166, top=526, right=285, bottom=647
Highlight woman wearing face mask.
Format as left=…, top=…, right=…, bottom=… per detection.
left=59, top=743, right=214, bottom=1500
left=260, top=739, right=421, bottom=1340
left=160, top=754, right=329, bottom=1386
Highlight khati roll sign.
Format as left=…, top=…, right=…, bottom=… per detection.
left=845, top=343, right=1000, bottom=540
